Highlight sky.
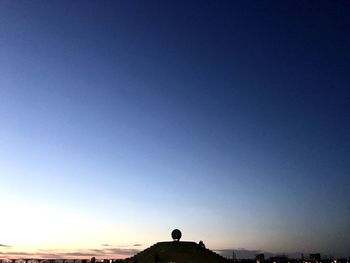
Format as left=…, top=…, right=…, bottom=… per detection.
left=0, top=0, right=350, bottom=259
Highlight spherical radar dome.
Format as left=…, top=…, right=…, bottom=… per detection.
left=171, top=229, right=182, bottom=241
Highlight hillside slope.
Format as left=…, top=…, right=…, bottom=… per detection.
left=125, top=241, right=229, bottom=263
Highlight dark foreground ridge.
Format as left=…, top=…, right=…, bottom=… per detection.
left=124, top=241, right=228, bottom=263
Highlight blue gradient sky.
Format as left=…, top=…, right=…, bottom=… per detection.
left=1, top=0, right=349, bottom=258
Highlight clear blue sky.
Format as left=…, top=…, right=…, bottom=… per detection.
left=0, top=0, right=349, bottom=259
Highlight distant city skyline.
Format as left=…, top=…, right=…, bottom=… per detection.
left=1, top=0, right=349, bottom=259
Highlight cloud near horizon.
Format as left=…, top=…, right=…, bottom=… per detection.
left=215, top=249, right=274, bottom=259
left=1, top=246, right=305, bottom=260
left=0, top=247, right=140, bottom=259
left=1, top=246, right=274, bottom=259
left=0, top=244, right=11, bottom=248
left=215, top=249, right=304, bottom=259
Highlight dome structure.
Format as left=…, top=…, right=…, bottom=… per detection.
left=171, top=229, right=182, bottom=241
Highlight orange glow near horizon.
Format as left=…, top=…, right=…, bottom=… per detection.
left=0, top=198, right=144, bottom=259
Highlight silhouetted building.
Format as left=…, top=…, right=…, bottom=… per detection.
left=270, top=255, right=289, bottom=263
left=256, top=254, right=265, bottom=263
left=232, top=251, right=237, bottom=262
left=310, top=254, right=321, bottom=262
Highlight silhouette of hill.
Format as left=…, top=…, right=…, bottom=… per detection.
left=124, top=241, right=229, bottom=263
